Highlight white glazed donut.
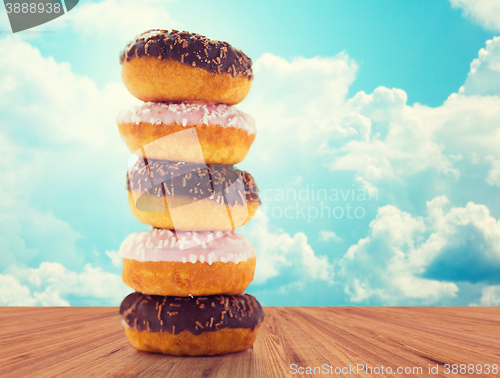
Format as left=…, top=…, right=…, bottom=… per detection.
left=119, top=229, right=257, bottom=296
left=117, top=102, right=256, bottom=165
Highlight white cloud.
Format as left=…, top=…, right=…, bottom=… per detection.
left=486, top=158, right=500, bottom=186
left=239, top=40, right=500, bottom=306
left=433, top=94, right=500, bottom=157
left=0, top=36, right=138, bottom=273
left=244, top=52, right=454, bottom=183
left=244, top=37, right=500, bottom=190
left=460, top=37, right=500, bottom=96
left=105, top=250, right=122, bottom=268
left=328, top=87, right=457, bottom=182
left=450, top=0, right=500, bottom=31
left=0, top=197, right=82, bottom=270
left=478, top=285, right=500, bottom=305
left=0, top=35, right=137, bottom=149
left=319, top=230, right=342, bottom=242
left=0, top=262, right=131, bottom=306
left=338, top=196, right=500, bottom=305
left=0, top=4, right=10, bottom=32
left=0, top=274, right=37, bottom=306
left=241, top=52, right=359, bottom=168
left=241, top=211, right=334, bottom=285
left=61, top=0, right=178, bottom=42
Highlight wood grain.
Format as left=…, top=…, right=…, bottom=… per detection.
left=0, top=307, right=498, bottom=377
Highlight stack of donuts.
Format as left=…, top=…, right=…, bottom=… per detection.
left=115, top=29, right=264, bottom=356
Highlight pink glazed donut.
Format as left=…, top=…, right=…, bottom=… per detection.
left=119, top=229, right=256, bottom=296
left=116, top=102, right=256, bottom=164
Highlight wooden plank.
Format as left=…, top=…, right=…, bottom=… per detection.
left=0, top=307, right=498, bottom=377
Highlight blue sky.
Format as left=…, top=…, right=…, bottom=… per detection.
left=1, top=0, right=500, bottom=306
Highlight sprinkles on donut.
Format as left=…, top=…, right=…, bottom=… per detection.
left=120, top=292, right=264, bottom=356
left=120, top=29, right=253, bottom=104
left=116, top=101, right=256, bottom=164
left=119, top=229, right=257, bottom=296
left=126, top=158, right=261, bottom=231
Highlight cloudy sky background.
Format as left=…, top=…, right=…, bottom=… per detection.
left=1, top=0, right=500, bottom=306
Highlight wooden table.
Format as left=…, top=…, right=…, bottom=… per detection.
left=0, top=307, right=498, bottom=377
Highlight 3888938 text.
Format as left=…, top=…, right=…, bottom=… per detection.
left=5, top=3, right=62, bottom=14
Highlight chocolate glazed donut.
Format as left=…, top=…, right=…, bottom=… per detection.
left=120, top=30, right=253, bottom=79
left=126, top=159, right=261, bottom=231
left=128, top=159, right=260, bottom=205
left=120, top=292, right=264, bottom=356
left=120, top=30, right=253, bottom=104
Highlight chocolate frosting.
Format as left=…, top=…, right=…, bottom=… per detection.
left=120, top=292, right=264, bottom=335
left=127, top=158, right=260, bottom=207
left=120, top=29, right=253, bottom=80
